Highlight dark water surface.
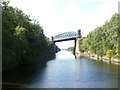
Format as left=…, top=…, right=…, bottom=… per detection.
left=3, top=50, right=119, bottom=88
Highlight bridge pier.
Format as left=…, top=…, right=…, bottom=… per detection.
left=75, top=38, right=80, bottom=54
left=73, top=38, right=80, bottom=55
left=73, top=39, right=76, bottom=55
left=74, top=30, right=81, bottom=55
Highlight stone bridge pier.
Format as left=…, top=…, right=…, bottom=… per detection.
left=73, top=30, right=81, bottom=55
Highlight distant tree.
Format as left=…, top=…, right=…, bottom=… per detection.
left=67, top=47, right=74, bottom=51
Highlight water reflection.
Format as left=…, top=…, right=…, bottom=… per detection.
left=3, top=50, right=118, bottom=88
left=27, top=50, right=118, bottom=88
left=75, top=53, right=81, bottom=59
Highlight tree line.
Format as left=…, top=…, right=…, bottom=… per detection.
left=2, top=2, right=58, bottom=70
left=79, top=13, right=120, bottom=61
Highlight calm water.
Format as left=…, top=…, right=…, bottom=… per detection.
left=25, top=50, right=119, bottom=88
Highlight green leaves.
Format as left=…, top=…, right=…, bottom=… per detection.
left=79, top=14, right=120, bottom=60
left=14, top=26, right=26, bottom=38
left=79, top=37, right=88, bottom=52
left=106, top=50, right=115, bottom=60
left=2, top=2, right=55, bottom=70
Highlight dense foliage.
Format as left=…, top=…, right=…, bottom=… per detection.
left=2, top=2, right=56, bottom=70
left=79, top=14, right=120, bottom=60
left=67, top=46, right=74, bottom=51
left=67, top=46, right=74, bottom=54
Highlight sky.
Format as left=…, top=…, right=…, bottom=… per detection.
left=9, top=0, right=119, bottom=49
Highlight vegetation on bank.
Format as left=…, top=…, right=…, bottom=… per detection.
left=79, top=14, right=120, bottom=61
left=67, top=47, right=74, bottom=51
left=67, top=46, right=74, bottom=54
left=2, top=1, right=58, bottom=70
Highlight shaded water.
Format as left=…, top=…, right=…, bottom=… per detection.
left=27, top=50, right=118, bottom=88
left=3, top=50, right=119, bottom=88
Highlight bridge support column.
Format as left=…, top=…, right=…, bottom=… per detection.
left=74, top=38, right=80, bottom=58
left=74, top=29, right=81, bottom=58
left=74, top=38, right=80, bottom=55
left=73, top=39, right=76, bottom=55
left=75, top=38, right=80, bottom=54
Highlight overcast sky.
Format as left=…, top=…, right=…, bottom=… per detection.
left=9, top=0, right=119, bottom=49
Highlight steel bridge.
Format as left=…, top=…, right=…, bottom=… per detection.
left=52, top=30, right=81, bottom=42
left=52, top=30, right=82, bottom=55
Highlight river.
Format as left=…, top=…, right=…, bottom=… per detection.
left=26, top=50, right=118, bottom=88
left=3, top=50, right=119, bottom=88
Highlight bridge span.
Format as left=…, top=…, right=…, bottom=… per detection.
left=52, top=30, right=82, bottom=55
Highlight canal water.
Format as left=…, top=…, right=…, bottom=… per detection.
left=25, top=50, right=119, bottom=88
left=3, top=50, right=119, bottom=88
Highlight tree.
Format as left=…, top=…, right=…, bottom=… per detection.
left=79, top=13, right=120, bottom=60
left=2, top=2, right=56, bottom=70
left=106, top=50, right=115, bottom=61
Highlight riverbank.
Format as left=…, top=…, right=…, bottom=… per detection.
left=76, top=52, right=120, bottom=65
left=2, top=50, right=119, bottom=88
left=2, top=63, right=47, bottom=88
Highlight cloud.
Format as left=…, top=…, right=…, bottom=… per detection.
left=54, top=0, right=119, bottom=48
left=83, top=1, right=118, bottom=36
left=9, top=0, right=119, bottom=48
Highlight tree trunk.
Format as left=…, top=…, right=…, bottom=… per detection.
left=97, top=55, right=99, bottom=60
left=109, top=57, right=111, bottom=63
left=101, top=56, right=103, bottom=61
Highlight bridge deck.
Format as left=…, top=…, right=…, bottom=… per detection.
left=53, top=37, right=77, bottom=42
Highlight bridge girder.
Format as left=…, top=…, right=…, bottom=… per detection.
left=52, top=30, right=81, bottom=42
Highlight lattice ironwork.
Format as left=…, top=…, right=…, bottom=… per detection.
left=53, top=32, right=78, bottom=41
